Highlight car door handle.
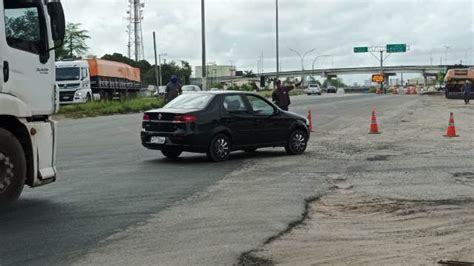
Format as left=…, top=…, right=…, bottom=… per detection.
left=3, top=61, right=9, bottom=83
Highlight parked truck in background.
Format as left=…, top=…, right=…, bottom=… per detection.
left=0, top=0, right=65, bottom=205
left=55, top=59, right=141, bottom=103
left=88, top=58, right=141, bottom=101
left=444, top=68, right=474, bottom=99
left=56, top=60, right=93, bottom=104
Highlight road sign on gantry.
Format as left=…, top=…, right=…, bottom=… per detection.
left=354, top=47, right=369, bottom=53
left=386, top=44, right=407, bottom=53
left=372, top=74, right=385, bottom=83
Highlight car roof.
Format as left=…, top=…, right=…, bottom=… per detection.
left=180, top=90, right=260, bottom=96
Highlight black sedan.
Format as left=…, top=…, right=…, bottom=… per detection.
left=141, top=91, right=310, bottom=162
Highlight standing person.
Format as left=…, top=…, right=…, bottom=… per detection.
left=272, top=79, right=302, bottom=111
left=463, top=80, right=472, bottom=104
left=164, top=75, right=182, bottom=103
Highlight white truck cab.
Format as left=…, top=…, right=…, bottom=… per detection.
left=0, top=0, right=65, bottom=205
left=56, top=60, right=92, bottom=104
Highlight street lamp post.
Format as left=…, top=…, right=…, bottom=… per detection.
left=289, top=48, right=316, bottom=87
left=275, top=0, right=279, bottom=80
left=444, top=45, right=450, bottom=66
left=201, top=0, right=207, bottom=90
left=158, top=53, right=167, bottom=86
left=311, top=54, right=331, bottom=75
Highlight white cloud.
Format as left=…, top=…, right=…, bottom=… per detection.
left=62, top=0, right=473, bottom=82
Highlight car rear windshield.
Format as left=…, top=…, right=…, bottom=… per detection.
left=165, top=94, right=214, bottom=109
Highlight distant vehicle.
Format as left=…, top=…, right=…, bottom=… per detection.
left=444, top=68, right=474, bottom=99
left=141, top=91, right=310, bottom=162
left=153, top=86, right=167, bottom=97
left=56, top=60, right=93, bottom=104
left=305, top=83, right=322, bottom=95
left=182, top=85, right=202, bottom=93
left=326, top=86, right=337, bottom=93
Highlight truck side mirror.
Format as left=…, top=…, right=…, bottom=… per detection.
left=47, top=2, right=66, bottom=47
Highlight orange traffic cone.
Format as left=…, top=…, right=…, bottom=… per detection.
left=307, top=110, right=314, bottom=132
left=444, top=112, right=459, bottom=137
left=369, top=109, right=380, bottom=134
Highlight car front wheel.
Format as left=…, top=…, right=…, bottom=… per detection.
left=208, top=134, right=231, bottom=162
left=285, top=129, right=308, bottom=155
left=161, top=148, right=182, bottom=159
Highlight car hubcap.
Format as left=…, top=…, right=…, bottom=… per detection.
left=0, top=153, right=14, bottom=193
left=215, top=138, right=229, bottom=159
left=292, top=133, right=306, bottom=152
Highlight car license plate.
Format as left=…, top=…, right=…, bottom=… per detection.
left=150, top=136, right=166, bottom=144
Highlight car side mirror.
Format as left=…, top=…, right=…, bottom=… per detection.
left=274, top=108, right=281, bottom=116
left=47, top=2, right=66, bottom=50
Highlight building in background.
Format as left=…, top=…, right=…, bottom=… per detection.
left=194, top=63, right=236, bottom=78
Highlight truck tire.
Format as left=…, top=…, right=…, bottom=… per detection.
left=0, top=128, right=26, bottom=205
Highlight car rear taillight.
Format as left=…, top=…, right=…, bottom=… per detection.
left=143, top=113, right=151, bottom=121
left=174, top=114, right=198, bottom=123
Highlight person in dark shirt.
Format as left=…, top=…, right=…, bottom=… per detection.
left=463, top=80, right=472, bottom=104
left=165, top=75, right=182, bottom=103
left=272, top=79, right=302, bottom=111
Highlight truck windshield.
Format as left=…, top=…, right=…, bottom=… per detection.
left=56, top=67, right=80, bottom=81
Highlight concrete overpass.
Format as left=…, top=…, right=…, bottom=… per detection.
left=262, top=65, right=470, bottom=78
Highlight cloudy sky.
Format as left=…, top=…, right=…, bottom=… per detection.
left=62, top=0, right=473, bottom=82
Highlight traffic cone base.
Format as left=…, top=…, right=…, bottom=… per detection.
left=444, top=112, right=459, bottom=137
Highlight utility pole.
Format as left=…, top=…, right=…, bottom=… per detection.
left=153, top=32, right=159, bottom=88
left=201, top=0, right=207, bottom=91
left=275, top=0, right=279, bottom=81
left=158, top=53, right=167, bottom=86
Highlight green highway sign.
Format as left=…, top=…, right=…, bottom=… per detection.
left=354, top=47, right=369, bottom=53
left=386, top=44, right=407, bottom=53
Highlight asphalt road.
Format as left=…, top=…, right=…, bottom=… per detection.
left=0, top=93, right=407, bottom=266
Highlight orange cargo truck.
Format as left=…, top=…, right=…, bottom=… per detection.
left=444, top=67, right=474, bottom=99
left=86, top=58, right=141, bottom=100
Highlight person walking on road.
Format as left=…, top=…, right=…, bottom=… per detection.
left=165, top=75, right=182, bottom=103
left=272, top=79, right=302, bottom=111
left=463, top=80, right=472, bottom=104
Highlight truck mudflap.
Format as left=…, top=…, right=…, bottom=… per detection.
left=27, top=120, right=57, bottom=187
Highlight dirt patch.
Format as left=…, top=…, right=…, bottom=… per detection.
left=252, top=191, right=474, bottom=265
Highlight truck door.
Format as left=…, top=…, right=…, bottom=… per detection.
left=1, top=0, right=55, bottom=116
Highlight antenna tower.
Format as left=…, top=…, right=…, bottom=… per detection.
left=127, top=0, right=145, bottom=61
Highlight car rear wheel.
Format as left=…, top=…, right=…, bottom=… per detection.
left=161, top=148, right=182, bottom=159
left=285, top=129, right=308, bottom=155
left=207, top=134, right=231, bottom=162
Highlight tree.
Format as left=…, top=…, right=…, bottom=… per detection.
left=243, top=70, right=256, bottom=78
left=4, top=10, right=40, bottom=41
left=323, top=78, right=346, bottom=88
left=102, top=53, right=192, bottom=86
left=56, top=23, right=90, bottom=60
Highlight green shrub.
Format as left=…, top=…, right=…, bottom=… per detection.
left=58, top=97, right=164, bottom=118
left=368, top=87, right=376, bottom=93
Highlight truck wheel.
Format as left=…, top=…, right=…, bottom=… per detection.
left=0, top=128, right=26, bottom=205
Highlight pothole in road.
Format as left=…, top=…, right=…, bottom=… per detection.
left=366, top=155, right=391, bottom=161
left=452, top=172, right=474, bottom=187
